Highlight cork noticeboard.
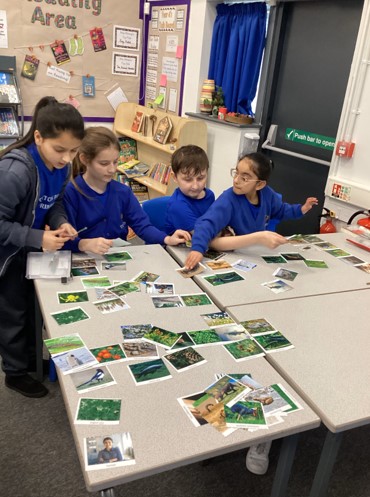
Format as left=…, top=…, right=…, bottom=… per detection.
left=0, top=1, right=142, bottom=118
left=144, top=2, right=189, bottom=116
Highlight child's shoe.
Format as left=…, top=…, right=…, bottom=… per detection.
left=246, top=441, right=272, bottom=475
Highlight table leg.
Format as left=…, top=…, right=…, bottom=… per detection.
left=100, top=489, right=115, bottom=497
left=309, top=430, right=343, bottom=497
left=34, top=290, right=44, bottom=383
left=270, top=433, right=299, bottom=497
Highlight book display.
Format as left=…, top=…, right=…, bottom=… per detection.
left=0, top=56, right=24, bottom=144
left=113, top=103, right=207, bottom=199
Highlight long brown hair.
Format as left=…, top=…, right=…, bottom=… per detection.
left=0, top=96, right=85, bottom=159
left=72, top=126, right=120, bottom=178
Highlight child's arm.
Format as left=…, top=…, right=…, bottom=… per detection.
left=184, top=231, right=288, bottom=270
left=301, top=197, right=318, bottom=214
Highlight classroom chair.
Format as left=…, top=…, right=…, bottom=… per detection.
left=142, top=196, right=171, bottom=232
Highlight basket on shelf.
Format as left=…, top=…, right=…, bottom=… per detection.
left=225, top=113, right=254, bottom=125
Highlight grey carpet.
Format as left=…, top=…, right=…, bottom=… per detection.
left=1, top=373, right=370, bottom=497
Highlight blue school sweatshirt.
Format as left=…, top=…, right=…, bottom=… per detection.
left=165, top=187, right=215, bottom=234
left=63, top=175, right=168, bottom=252
left=191, top=186, right=303, bottom=254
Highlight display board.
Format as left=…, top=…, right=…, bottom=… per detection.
left=144, top=1, right=189, bottom=115
left=0, top=1, right=142, bottom=118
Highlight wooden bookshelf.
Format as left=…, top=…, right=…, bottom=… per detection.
left=113, top=103, right=207, bottom=199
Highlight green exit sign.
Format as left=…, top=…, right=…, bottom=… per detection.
left=285, top=128, right=335, bottom=151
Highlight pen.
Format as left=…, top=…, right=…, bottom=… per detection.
left=76, top=226, right=88, bottom=235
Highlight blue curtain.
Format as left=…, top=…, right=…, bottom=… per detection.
left=208, top=3, right=267, bottom=115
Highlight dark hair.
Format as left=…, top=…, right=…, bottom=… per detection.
left=103, top=437, right=113, bottom=443
left=238, top=152, right=274, bottom=181
left=72, top=126, right=120, bottom=178
left=0, top=96, right=85, bottom=158
left=171, top=145, right=209, bottom=176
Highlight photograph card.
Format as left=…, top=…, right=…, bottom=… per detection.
left=75, top=398, right=121, bottom=424
left=180, top=293, right=213, bottom=307
left=224, top=400, right=267, bottom=429
left=151, top=295, right=184, bottom=308
left=223, top=338, right=265, bottom=361
left=128, top=358, right=172, bottom=385
left=303, top=259, right=329, bottom=269
left=253, top=331, right=294, bottom=353
left=121, top=323, right=153, bottom=341
left=104, top=251, right=133, bottom=262
left=203, top=249, right=226, bottom=260
left=232, top=259, right=257, bottom=272
left=57, top=290, right=89, bottom=304
left=145, top=282, right=175, bottom=295
left=176, top=263, right=205, bottom=278
left=108, top=281, right=141, bottom=297
left=261, top=279, right=293, bottom=294
left=239, top=318, right=275, bottom=336
left=101, top=261, right=127, bottom=271
left=205, top=259, right=233, bottom=271
left=279, top=252, right=306, bottom=261
left=187, top=329, right=224, bottom=346
left=84, top=432, right=135, bottom=471
left=71, top=266, right=99, bottom=277
left=122, top=341, right=159, bottom=360
left=143, top=325, right=180, bottom=349
left=52, top=347, right=98, bottom=374
left=177, top=391, right=210, bottom=427
left=202, top=271, right=244, bottom=286
left=44, top=333, right=85, bottom=356
left=70, top=365, right=116, bottom=393
left=81, top=276, right=111, bottom=288
left=90, top=344, right=126, bottom=364
left=132, top=270, right=160, bottom=283
left=201, top=311, right=235, bottom=328
left=261, top=255, right=287, bottom=264
left=213, top=324, right=248, bottom=342
left=164, top=347, right=206, bottom=372
left=272, top=267, right=298, bottom=281
left=93, top=297, right=130, bottom=314
left=50, top=307, right=90, bottom=326
left=71, top=257, right=97, bottom=268
left=170, top=332, right=195, bottom=350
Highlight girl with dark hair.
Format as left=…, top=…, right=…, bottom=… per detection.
left=63, top=126, right=190, bottom=254
left=0, top=96, right=85, bottom=398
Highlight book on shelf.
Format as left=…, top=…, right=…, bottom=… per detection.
left=119, top=162, right=151, bottom=179
left=153, top=116, right=173, bottom=145
left=0, top=107, right=19, bottom=136
left=149, top=163, right=172, bottom=185
left=0, top=71, right=20, bottom=104
left=117, top=158, right=141, bottom=172
left=131, top=111, right=144, bottom=133
left=118, top=137, right=137, bottom=165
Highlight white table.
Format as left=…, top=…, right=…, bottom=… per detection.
left=167, top=233, right=370, bottom=309
left=226, top=289, right=370, bottom=497
left=34, top=244, right=320, bottom=497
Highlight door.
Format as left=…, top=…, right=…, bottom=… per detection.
left=259, top=0, right=363, bottom=234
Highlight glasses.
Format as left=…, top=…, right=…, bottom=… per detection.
left=230, top=169, right=260, bottom=183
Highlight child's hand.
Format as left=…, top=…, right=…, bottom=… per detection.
left=78, top=237, right=113, bottom=255
left=301, top=197, right=318, bottom=214
left=257, top=231, right=288, bottom=249
left=185, top=250, right=203, bottom=270
left=165, top=230, right=192, bottom=246
left=58, top=222, right=78, bottom=238
left=42, top=228, right=72, bottom=251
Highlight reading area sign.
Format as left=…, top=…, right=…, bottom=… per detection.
left=285, top=128, right=335, bottom=151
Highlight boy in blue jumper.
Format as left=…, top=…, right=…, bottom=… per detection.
left=185, top=152, right=318, bottom=269
left=164, top=145, right=215, bottom=234
left=63, top=127, right=190, bottom=254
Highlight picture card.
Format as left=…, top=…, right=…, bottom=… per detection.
left=81, top=276, right=111, bottom=288
left=164, top=347, right=206, bottom=372
left=170, top=332, right=195, bottom=350
left=93, top=297, right=130, bottom=314
left=205, top=259, right=233, bottom=271
left=270, top=383, right=303, bottom=413
left=232, top=259, right=257, bottom=272
left=261, top=279, right=293, bottom=294
left=279, top=252, right=306, bottom=261
left=180, top=293, right=213, bottom=307
left=239, top=385, right=291, bottom=416
left=325, top=248, right=351, bottom=258
left=108, top=281, right=141, bottom=297
left=253, top=331, right=294, bottom=353
left=143, top=325, right=180, bottom=349
left=71, top=257, right=97, bottom=268
left=57, top=290, right=88, bottom=304
left=52, top=347, right=98, bottom=374
left=94, top=288, right=117, bottom=301
left=44, top=333, right=85, bottom=356
left=303, top=259, right=329, bottom=269
left=223, top=338, right=265, bottom=361
left=203, top=249, right=226, bottom=260
left=51, top=307, right=90, bottom=326
left=314, top=241, right=337, bottom=250
left=224, top=400, right=267, bottom=429
left=132, top=270, right=160, bottom=283
left=75, top=398, right=121, bottom=424
left=122, top=341, right=159, bottom=360
left=151, top=295, right=184, bottom=308
left=71, top=266, right=99, bottom=277
left=272, top=267, right=298, bottom=281
left=101, top=261, right=127, bottom=271
left=104, top=251, right=132, bottom=262
left=261, top=255, right=287, bottom=264
left=239, top=318, right=275, bottom=336
left=202, top=271, right=244, bottom=286
left=90, top=344, right=126, bottom=364
left=70, top=365, right=116, bottom=393
left=128, top=358, right=172, bottom=385
left=176, top=263, right=205, bottom=278
left=201, top=311, right=235, bottom=328
left=177, top=391, right=210, bottom=427
left=121, top=324, right=153, bottom=341
left=213, top=324, right=248, bottom=342
left=84, top=432, right=135, bottom=471
left=186, top=329, right=223, bottom=347
left=145, top=282, right=175, bottom=295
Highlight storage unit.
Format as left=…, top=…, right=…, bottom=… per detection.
left=0, top=56, right=24, bottom=149
left=113, top=102, right=207, bottom=199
